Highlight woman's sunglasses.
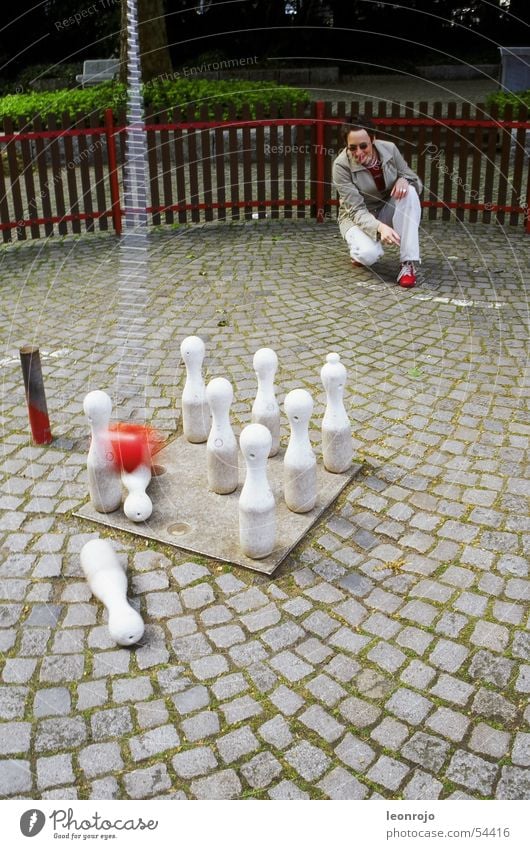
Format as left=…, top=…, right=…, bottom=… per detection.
left=348, top=142, right=369, bottom=151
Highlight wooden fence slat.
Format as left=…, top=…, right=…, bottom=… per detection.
left=510, top=104, right=528, bottom=226
left=61, top=111, right=81, bottom=235
left=483, top=102, right=499, bottom=223
left=227, top=103, right=240, bottom=220
left=213, top=104, right=226, bottom=221
left=441, top=102, right=457, bottom=221
left=4, top=117, right=26, bottom=239
left=159, top=110, right=174, bottom=224
left=199, top=105, right=213, bottom=222
left=269, top=101, right=279, bottom=219
left=172, top=107, right=187, bottom=224
left=17, top=115, right=40, bottom=238
left=146, top=112, right=160, bottom=226
left=255, top=102, right=266, bottom=218
left=283, top=102, right=293, bottom=218
left=428, top=103, right=443, bottom=220
left=75, top=111, right=95, bottom=232
left=0, top=120, right=12, bottom=241
left=455, top=103, right=470, bottom=222
left=416, top=101, right=428, bottom=189
left=322, top=100, right=335, bottom=219
left=46, top=114, right=68, bottom=235
left=186, top=105, right=200, bottom=224
left=295, top=100, right=306, bottom=218
left=403, top=101, right=414, bottom=165
left=469, top=104, right=484, bottom=224
left=496, top=103, right=513, bottom=225
left=88, top=112, right=107, bottom=231
left=241, top=103, right=253, bottom=220
left=390, top=102, right=402, bottom=149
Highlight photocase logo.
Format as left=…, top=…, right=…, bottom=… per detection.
left=20, top=810, right=46, bottom=837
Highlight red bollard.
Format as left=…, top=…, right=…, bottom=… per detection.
left=19, top=346, right=53, bottom=445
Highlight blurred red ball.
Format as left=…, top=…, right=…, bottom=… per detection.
left=107, top=423, right=163, bottom=473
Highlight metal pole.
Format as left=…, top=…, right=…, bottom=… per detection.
left=19, top=346, right=53, bottom=444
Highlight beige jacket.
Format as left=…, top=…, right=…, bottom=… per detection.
left=332, top=140, right=422, bottom=240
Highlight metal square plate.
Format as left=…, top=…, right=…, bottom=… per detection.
left=75, top=435, right=360, bottom=575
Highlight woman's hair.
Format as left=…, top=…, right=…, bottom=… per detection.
left=340, top=115, right=376, bottom=145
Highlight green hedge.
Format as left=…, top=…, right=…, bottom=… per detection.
left=0, top=79, right=309, bottom=124
left=485, top=89, right=530, bottom=112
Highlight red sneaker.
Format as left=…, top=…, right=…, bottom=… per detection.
left=397, top=261, right=416, bottom=288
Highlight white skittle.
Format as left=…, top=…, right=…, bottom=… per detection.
left=180, top=335, right=210, bottom=443
left=122, top=463, right=152, bottom=522
left=284, top=388, right=317, bottom=513
left=251, top=347, right=280, bottom=457
left=239, top=423, right=276, bottom=559
left=80, top=538, right=144, bottom=646
left=83, top=390, right=122, bottom=513
left=321, top=352, right=353, bottom=473
left=206, top=377, right=238, bottom=494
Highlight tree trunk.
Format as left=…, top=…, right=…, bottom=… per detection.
left=120, top=0, right=172, bottom=83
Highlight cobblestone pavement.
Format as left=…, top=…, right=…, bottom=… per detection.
left=0, top=218, right=529, bottom=800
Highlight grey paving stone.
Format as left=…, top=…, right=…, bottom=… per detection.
left=261, top=620, right=305, bottom=651
left=41, top=787, right=78, bottom=800
left=323, top=654, right=361, bottom=683
left=33, top=687, right=71, bottom=718
left=471, top=688, right=517, bottom=723
left=190, top=654, right=229, bottom=681
left=92, top=650, right=131, bottom=678
left=40, top=654, right=84, bottom=683
left=91, top=707, right=133, bottom=741
left=400, top=660, right=436, bottom=689
left=172, top=633, right=213, bottom=662
left=0, top=685, right=28, bottom=719
left=402, top=731, right=450, bottom=772
left=429, top=638, right=469, bottom=673
left=190, top=769, right=242, bottom=799
left=295, top=636, right=333, bottom=665
left=241, top=602, right=280, bottom=632
left=305, top=582, right=345, bottom=604
left=35, top=717, right=87, bottom=752
left=135, top=699, right=169, bottom=730
left=396, top=626, right=434, bottom=656
left=496, top=766, right=530, bottom=799
left=220, top=695, right=263, bottom=724
left=145, top=591, right=182, bottom=618
left=367, top=641, right=407, bottom=673
left=167, top=616, right=197, bottom=638
left=335, top=733, right=376, bottom=772
left=435, top=611, right=469, bottom=638
left=171, top=562, right=210, bottom=587
left=200, top=604, right=233, bottom=626
left=217, top=726, right=260, bottom=764
left=299, top=704, right=345, bottom=743
left=269, top=650, right=313, bottom=682
left=172, top=746, right=218, bottom=778
left=63, top=604, right=97, bottom=627
left=0, top=759, right=32, bottom=795
left=470, top=620, right=509, bottom=651
left=207, top=624, right=246, bottom=648
left=361, top=611, right=401, bottom=639
left=134, top=550, right=172, bottom=572
left=2, top=658, right=38, bottom=683
left=123, top=764, right=172, bottom=798
left=329, top=627, right=370, bottom=654
left=258, top=715, right=293, bottom=750
left=399, top=600, right=438, bottom=626
left=268, top=780, right=310, bottom=799
left=338, top=572, right=374, bottom=597
left=229, top=640, right=268, bottom=667
left=36, top=754, right=75, bottom=790
left=306, top=673, right=347, bottom=706
left=426, top=707, right=470, bottom=742
left=112, top=677, right=153, bottom=703
left=492, top=600, right=524, bottom=625
left=446, top=750, right=498, bottom=796
left=0, top=722, right=31, bottom=754
left=181, top=583, right=215, bottom=610
left=370, top=717, right=410, bottom=749
left=317, top=766, right=368, bottom=800
left=247, top=662, right=278, bottom=693
left=355, top=668, right=394, bottom=700
left=25, top=604, right=62, bottom=626
left=131, top=570, right=169, bottom=594
left=430, top=674, right=474, bottom=706
left=511, top=733, right=530, bottom=767
left=215, top=574, right=246, bottom=595
left=78, top=743, right=124, bottom=778
left=386, top=688, right=433, bottom=725
left=302, top=610, right=340, bottom=638
left=210, top=673, right=249, bottom=701
left=90, top=777, right=120, bottom=799
left=469, top=722, right=511, bottom=758
left=181, top=711, right=220, bottom=742
left=129, top=725, right=180, bottom=761
left=515, top=665, right=530, bottom=693
left=402, top=770, right=444, bottom=800
left=173, top=685, right=210, bottom=715
left=468, top=650, right=514, bottom=687
left=366, top=755, right=410, bottom=791
left=52, top=629, right=85, bottom=654
left=282, top=597, right=313, bottom=617
left=512, top=630, right=530, bottom=660
left=77, top=681, right=108, bottom=710
left=240, top=751, right=283, bottom=789
left=227, top=587, right=269, bottom=613
left=338, top=695, right=381, bottom=728
left=285, top=740, right=331, bottom=781
left=20, top=627, right=51, bottom=655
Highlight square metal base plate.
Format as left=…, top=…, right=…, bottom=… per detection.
left=75, top=435, right=360, bottom=575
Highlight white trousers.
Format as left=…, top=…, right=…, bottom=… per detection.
left=345, top=190, right=421, bottom=267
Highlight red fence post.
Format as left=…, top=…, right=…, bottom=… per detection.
left=315, top=101, right=325, bottom=222
left=105, top=108, right=122, bottom=236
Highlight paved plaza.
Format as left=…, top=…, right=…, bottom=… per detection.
left=0, top=217, right=529, bottom=800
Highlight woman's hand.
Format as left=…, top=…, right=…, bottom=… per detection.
left=390, top=177, right=409, bottom=199
left=377, top=223, right=400, bottom=246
